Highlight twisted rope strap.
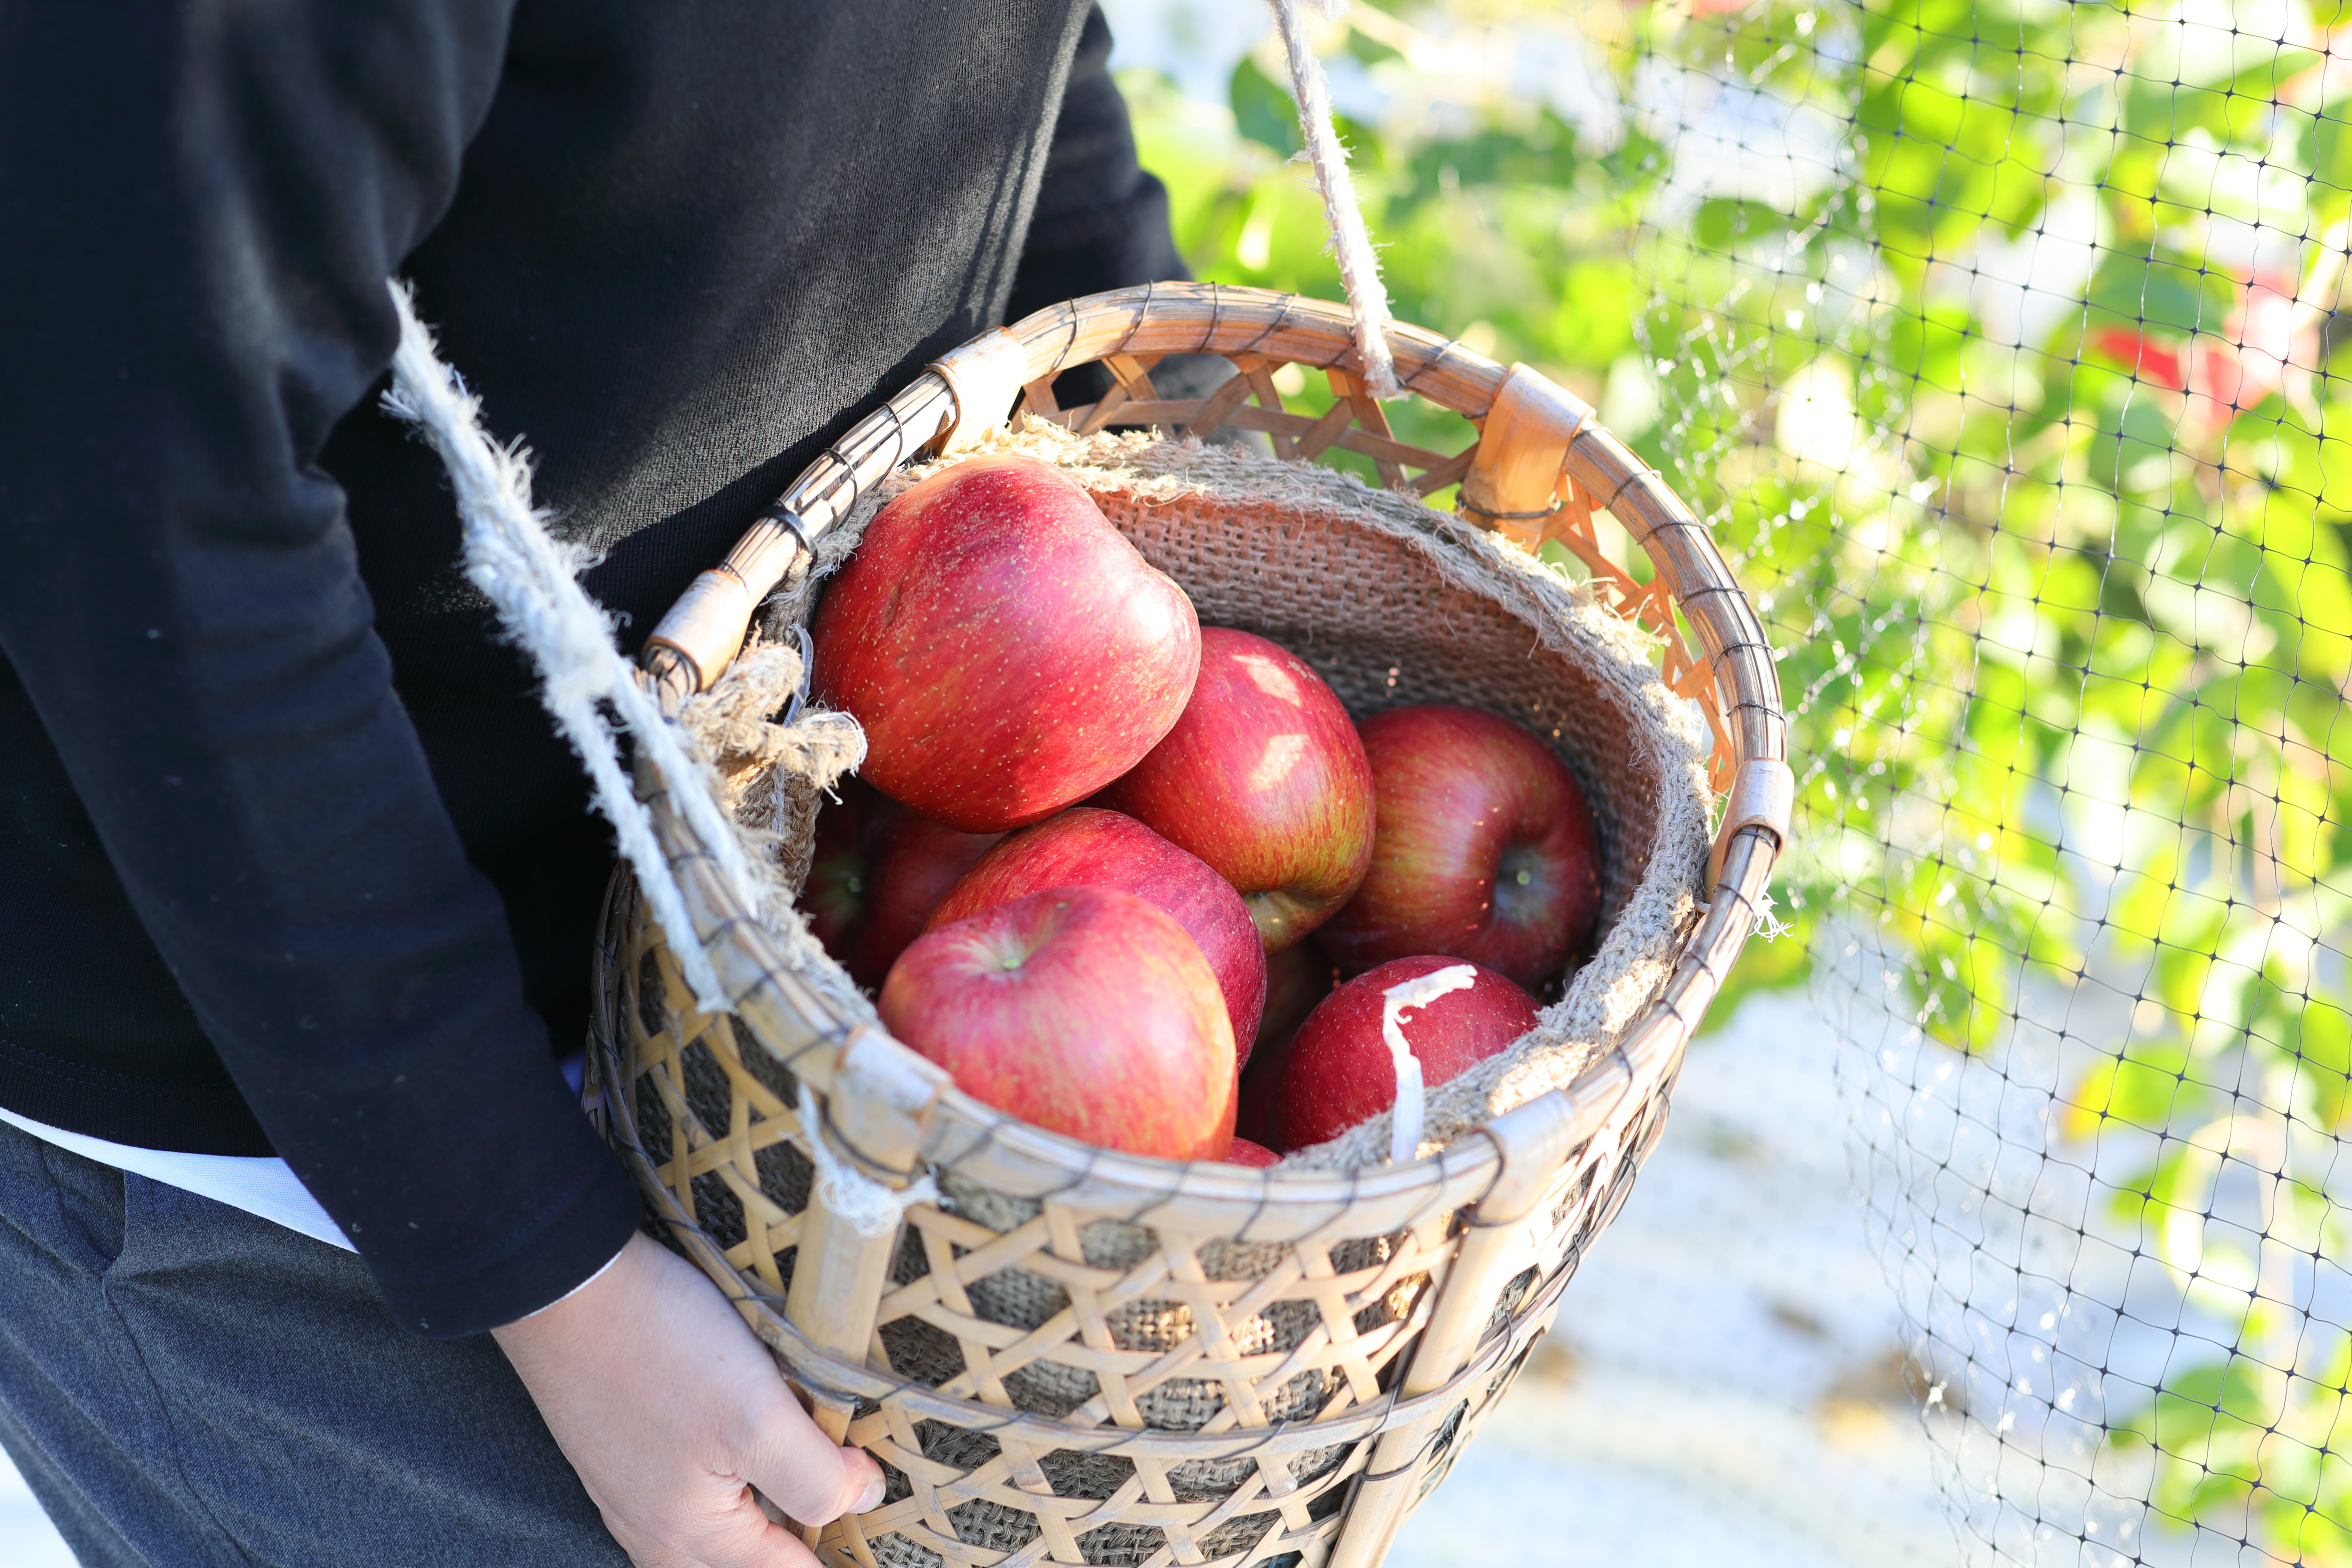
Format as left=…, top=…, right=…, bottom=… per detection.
left=1380, top=964, right=1475, bottom=1164
left=380, top=280, right=758, bottom=1014
left=1268, top=0, right=1401, bottom=399
left=387, top=279, right=917, bottom=1224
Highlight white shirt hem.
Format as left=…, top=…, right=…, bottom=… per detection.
left=0, top=1106, right=354, bottom=1253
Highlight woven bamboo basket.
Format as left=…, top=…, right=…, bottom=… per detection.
left=585, top=283, right=1790, bottom=1568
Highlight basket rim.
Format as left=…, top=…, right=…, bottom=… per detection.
left=618, top=284, right=1787, bottom=1212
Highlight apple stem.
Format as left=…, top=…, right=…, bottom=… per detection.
left=1379, top=964, right=1477, bottom=1165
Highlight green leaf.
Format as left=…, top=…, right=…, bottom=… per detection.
left=1344, top=24, right=1401, bottom=67
left=2305, top=98, right=2352, bottom=209
left=2084, top=245, right=2235, bottom=340
left=1228, top=55, right=1299, bottom=158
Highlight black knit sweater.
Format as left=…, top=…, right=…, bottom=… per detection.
left=0, top=0, right=1186, bottom=1334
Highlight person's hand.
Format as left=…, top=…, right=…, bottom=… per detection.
left=494, top=1231, right=885, bottom=1568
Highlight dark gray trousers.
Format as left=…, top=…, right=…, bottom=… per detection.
left=0, top=1119, right=633, bottom=1566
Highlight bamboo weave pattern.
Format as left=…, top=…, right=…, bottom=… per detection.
left=592, top=286, right=1788, bottom=1568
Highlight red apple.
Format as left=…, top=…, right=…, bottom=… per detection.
left=1275, top=955, right=1540, bottom=1151
left=812, top=454, right=1201, bottom=832
left=880, top=886, right=1235, bottom=1161
left=802, top=783, right=875, bottom=958
left=1235, top=942, right=1338, bottom=1146
left=804, top=780, right=1003, bottom=990
left=1317, top=705, right=1600, bottom=990
left=1235, top=1025, right=1297, bottom=1150
left=1224, top=1137, right=1282, bottom=1168
left=928, top=808, right=1267, bottom=1055
left=1096, top=627, right=1373, bottom=951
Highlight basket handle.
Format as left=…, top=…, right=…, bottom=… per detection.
left=632, top=283, right=1786, bottom=908
left=633, top=284, right=1519, bottom=699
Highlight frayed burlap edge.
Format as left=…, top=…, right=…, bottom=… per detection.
left=747, top=417, right=1713, bottom=1173
left=680, top=636, right=877, bottom=1030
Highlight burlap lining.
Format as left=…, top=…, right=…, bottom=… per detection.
left=676, top=637, right=875, bottom=1030
left=732, top=420, right=1712, bottom=1171
left=649, top=422, right=1712, bottom=1568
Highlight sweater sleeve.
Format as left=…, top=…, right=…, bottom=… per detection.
left=1006, top=6, right=1192, bottom=323
left=0, top=0, right=640, bottom=1334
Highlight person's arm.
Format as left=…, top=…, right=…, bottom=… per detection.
left=0, top=0, right=636, bottom=1339
left=1, top=11, right=876, bottom=1562
left=1008, top=6, right=1190, bottom=322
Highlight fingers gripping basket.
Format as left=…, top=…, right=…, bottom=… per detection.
left=586, top=284, right=1791, bottom=1568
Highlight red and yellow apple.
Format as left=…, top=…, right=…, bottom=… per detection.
left=880, top=886, right=1235, bottom=1161
left=1224, top=1137, right=1281, bottom=1168
left=1098, top=627, right=1373, bottom=951
left=804, top=780, right=1003, bottom=990
left=1275, top=954, right=1540, bottom=1151
left=812, top=454, right=1201, bottom=832
left=1318, top=705, right=1600, bottom=990
left=927, top=807, right=1266, bottom=1053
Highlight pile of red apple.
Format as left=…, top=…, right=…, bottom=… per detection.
left=805, top=454, right=1601, bottom=1166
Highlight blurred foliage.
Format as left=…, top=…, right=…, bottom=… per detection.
left=1122, top=0, right=2352, bottom=1558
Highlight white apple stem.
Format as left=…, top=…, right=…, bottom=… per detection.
left=1380, top=964, right=1477, bottom=1165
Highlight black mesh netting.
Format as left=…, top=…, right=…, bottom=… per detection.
left=1628, top=0, right=2352, bottom=1561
